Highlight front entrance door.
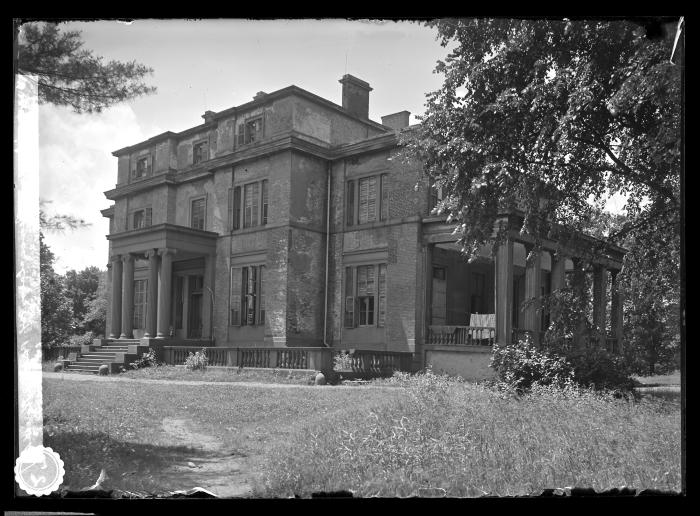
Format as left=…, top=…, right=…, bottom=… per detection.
left=187, top=274, right=204, bottom=339
left=431, top=266, right=447, bottom=325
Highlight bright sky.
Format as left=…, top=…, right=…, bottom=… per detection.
left=36, top=19, right=451, bottom=273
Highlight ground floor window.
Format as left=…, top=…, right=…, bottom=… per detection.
left=344, top=263, right=387, bottom=328
left=230, top=265, right=265, bottom=326
left=133, top=279, right=147, bottom=329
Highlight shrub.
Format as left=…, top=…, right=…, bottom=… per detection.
left=490, top=337, right=575, bottom=392
left=333, top=351, right=354, bottom=372
left=68, top=331, right=98, bottom=348
left=129, top=349, right=159, bottom=370
left=53, top=362, right=63, bottom=372
left=568, top=347, right=638, bottom=392
left=184, top=349, right=208, bottom=371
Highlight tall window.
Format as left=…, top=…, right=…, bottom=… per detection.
left=173, top=276, right=184, bottom=329
left=344, top=263, right=387, bottom=328
left=244, top=182, right=260, bottom=228
left=346, top=173, right=389, bottom=226
left=230, top=265, right=265, bottom=326
left=191, top=197, right=206, bottom=230
left=131, top=208, right=152, bottom=230
left=430, top=185, right=444, bottom=213
left=193, top=140, right=208, bottom=164
left=133, top=279, right=147, bottom=329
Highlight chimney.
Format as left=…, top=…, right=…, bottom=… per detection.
left=339, top=74, right=372, bottom=119
left=381, top=111, right=411, bottom=131
left=254, top=91, right=268, bottom=101
left=202, top=110, right=216, bottom=124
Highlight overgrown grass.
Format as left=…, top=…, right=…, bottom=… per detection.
left=259, top=371, right=682, bottom=497
left=118, top=365, right=314, bottom=385
left=42, top=377, right=401, bottom=494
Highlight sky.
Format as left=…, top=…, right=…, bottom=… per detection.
left=34, top=19, right=452, bottom=273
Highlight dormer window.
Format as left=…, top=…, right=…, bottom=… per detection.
left=193, top=140, right=208, bottom=164
left=132, top=156, right=151, bottom=179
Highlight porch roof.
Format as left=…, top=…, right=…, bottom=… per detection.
left=106, top=223, right=218, bottom=259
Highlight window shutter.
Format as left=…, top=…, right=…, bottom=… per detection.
left=145, top=208, right=152, bottom=227
left=233, top=186, right=241, bottom=230
left=230, top=267, right=241, bottom=326
left=346, top=180, right=354, bottom=226
left=378, top=264, right=386, bottom=327
left=237, top=123, right=245, bottom=146
left=344, top=267, right=354, bottom=328
left=380, top=174, right=389, bottom=221
left=241, top=266, right=249, bottom=326
left=367, top=176, right=377, bottom=222
left=261, top=180, right=268, bottom=225
left=258, top=265, right=265, bottom=325
left=228, top=188, right=233, bottom=231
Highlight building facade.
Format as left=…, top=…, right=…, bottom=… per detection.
left=102, top=75, right=625, bottom=374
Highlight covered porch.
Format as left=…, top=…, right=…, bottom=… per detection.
left=421, top=215, right=626, bottom=353
left=106, top=223, right=218, bottom=342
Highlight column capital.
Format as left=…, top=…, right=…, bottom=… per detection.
left=121, top=253, right=135, bottom=264
left=157, top=248, right=177, bottom=257
left=109, top=254, right=121, bottom=263
left=144, top=249, right=159, bottom=259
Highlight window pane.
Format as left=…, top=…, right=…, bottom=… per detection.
left=246, top=266, right=257, bottom=325
left=258, top=265, right=265, bottom=325
left=344, top=267, right=354, bottom=328
left=133, top=279, right=147, bottom=329
left=191, top=198, right=205, bottom=230
left=233, top=186, right=241, bottom=230
left=133, top=210, right=144, bottom=229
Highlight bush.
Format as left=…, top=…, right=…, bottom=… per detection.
left=490, top=338, right=575, bottom=392
left=184, top=349, right=208, bottom=371
left=568, top=348, right=638, bottom=392
left=333, top=351, right=354, bottom=372
left=68, top=331, right=97, bottom=348
left=129, top=349, right=159, bottom=370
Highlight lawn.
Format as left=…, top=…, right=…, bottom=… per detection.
left=42, top=371, right=682, bottom=498
left=119, top=364, right=315, bottom=385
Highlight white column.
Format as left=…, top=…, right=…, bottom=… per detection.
left=109, top=255, right=122, bottom=339
left=144, top=249, right=159, bottom=338
left=156, top=248, right=176, bottom=338
left=120, top=254, right=135, bottom=339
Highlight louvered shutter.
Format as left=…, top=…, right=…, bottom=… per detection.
left=230, top=267, right=241, bottom=325
left=233, top=186, right=241, bottom=230
left=241, top=266, right=249, bottom=325
left=380, top=174, right=389, bottom=220
left=237, top=123, right=245, bottom=146
left=145, top=208, right=152, bottom=227
left=344, top=267, right=355, bottom=328
left=346, top=180, right=355, bottom=226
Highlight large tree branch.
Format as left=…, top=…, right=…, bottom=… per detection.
left=569, top=135, right=678, bottom=203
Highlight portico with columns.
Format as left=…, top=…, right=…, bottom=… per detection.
left=422, top=212, right=626, bottom=360
left=105, top=224, right=218, bottom=342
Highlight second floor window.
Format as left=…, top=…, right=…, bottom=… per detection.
left=430, top=185, right=444, bottom=213
left=193, top=140, right=208, bottom=164
left=191, top=197, right=206, bottom=230
left=131, top=208, right=152, bottom=230
left=229, top=179, right=268, bottom=230
left=346, top=174, right=389, bottom=226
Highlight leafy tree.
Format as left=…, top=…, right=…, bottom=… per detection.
left=64, top=266, right=102, bottom=333
left=40, top=233, right=73, bottom=350
left=82, top=270, right=108, bottom=337
left=400, top=18, right=681, bottom=258
left=16, top=21, right=156, bottom=113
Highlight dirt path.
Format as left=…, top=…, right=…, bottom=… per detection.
left=153, top=417, right=259, bottom=498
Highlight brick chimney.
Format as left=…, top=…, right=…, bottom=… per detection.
left=339, top=74, right=372, bottom=119
left=381, top=111, right=411, bottom=131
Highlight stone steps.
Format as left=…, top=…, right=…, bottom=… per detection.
left=62, top=338, right=149, bottom=374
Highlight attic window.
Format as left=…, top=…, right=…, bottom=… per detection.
left=132, top=156, right=151, bottom=179
left=193, top=140, right=208, bottom=164
left=237, top=117, right=263, bottom=145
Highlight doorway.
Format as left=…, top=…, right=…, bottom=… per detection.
left=431, top=266, right=447, bottom=325
left=187, top=275, right=204, bottom=339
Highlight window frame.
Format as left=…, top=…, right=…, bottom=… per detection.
left=132, top=155, right=151, bottom=180
left=129, top=207, right=152, bottom=230
left=230, top=180, right=267, bottom=231
left=344, top=262, right=387, bottom=329
left=229, top=264, right=266, bottom=327
left=190, top=196, right=207, bottom=230
left=345, top=172, right=389, bottom=227
left=132, top=279, right=148, bottom=329
left=193, top=139, right=208, bottom=165
left=237, top=115, right=264, bottom=146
